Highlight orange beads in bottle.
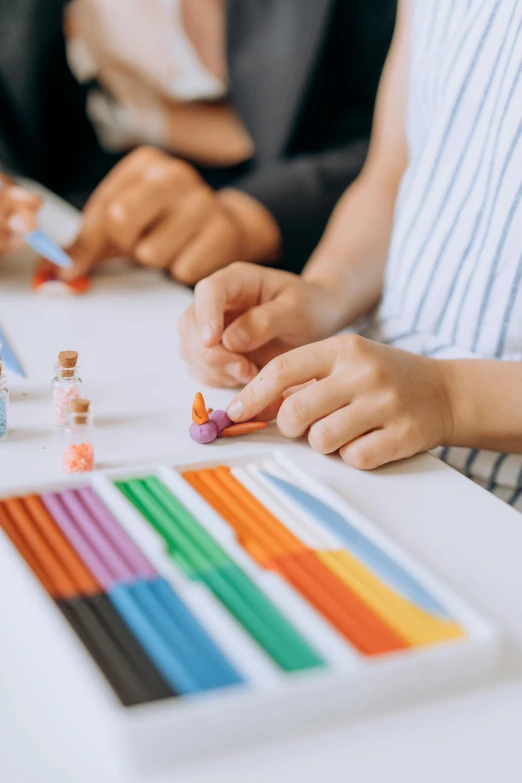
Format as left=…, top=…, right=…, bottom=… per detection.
left=62, top=399, right=95, bottom=474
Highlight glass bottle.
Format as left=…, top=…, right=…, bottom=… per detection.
left=0, top=358, right=8, bottom=441
left=52, top=350, right=81, bottom=426
left=62, top=399, right=95, bottom=474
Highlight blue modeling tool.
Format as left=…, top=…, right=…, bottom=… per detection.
left=24, top=228, right=73, bottom=269
left=0, top=329, right=25, bottom=378
left=260, top=471, right=450, bottom=618
left=0, top=179, right=72, bottom=269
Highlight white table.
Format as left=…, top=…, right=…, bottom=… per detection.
left=1, top=190, right=522, bottom=783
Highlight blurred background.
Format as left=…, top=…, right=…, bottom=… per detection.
left=0, top=0, right=396, bottom=275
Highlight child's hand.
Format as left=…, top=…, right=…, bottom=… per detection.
left=227, top=334, right=455, bottom=469
left=178, top=262, right=344, bottom=387
left=0, top=181, right=40, bottom=255
left=63, top=147, right=280, bottom=285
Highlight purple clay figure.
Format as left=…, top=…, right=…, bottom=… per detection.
left=189, top=420, right=219, bottom=444
left=209, top=409, right=232, bottom=434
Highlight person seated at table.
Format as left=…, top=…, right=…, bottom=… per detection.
left=0, top=0, right=395, bottom=284
left=178, top=0, right=522, bottom=511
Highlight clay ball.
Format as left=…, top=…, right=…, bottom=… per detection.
left=209, top=409, right=232, bottom=434
left=189, top=420, right=218, bottom=444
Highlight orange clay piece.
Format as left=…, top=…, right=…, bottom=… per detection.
left=220, top=422, right=267, bottom=437
left=192, top=392, right=209, bottom=424
left=32, top=262, right=90, bottom=295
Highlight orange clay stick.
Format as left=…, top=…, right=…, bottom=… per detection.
left=1, top=498, right=77, bottom=599
left=0, top=501, right=59, bottom=596
left=220, top=422, right=267, bottom=437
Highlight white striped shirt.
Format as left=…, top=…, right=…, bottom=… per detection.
left=363, top=0, right=522, bottom=510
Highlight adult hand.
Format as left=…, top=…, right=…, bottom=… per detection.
left=177, top=262, right=344, bottom=387
left=226, top=334, right=454, bottom=469
left=0, top=177, right=41, bottom=255
left=63, top=147, right=280, bottom=285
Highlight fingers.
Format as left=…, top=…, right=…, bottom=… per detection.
left=188, top=350, right=258, bottom=388
left=306, top=402, right=378, bottom=454
left=193, top=261, right=266, bottom=347
left=275, top=377, right=356, bottom=440
left=339, top=428, right=407, bottom=471
left=240, top=380, right=315, bottom=423
left=170, top=211, right=240, bottom=287
left=6, top=186, right=41, bottom=234
left=7, top=206, right=38, bottom=235
left=61, top=221, right=110, bottom=280
left=222, top=293, right=296, bottom=353
left=134, top=188, right=213, bottom=268
left=178, top=304, right=258, bottom=387
left=8, top=186, right=41, bottom=210
left=227, top=338, right=339, bottom=422
left=102, top=179, right=171, bottom=254
left=104, top=168, right=209, bottom=255
left=0, top=186, right=41, bottom=254
left=62, top=147, right=190, bottom=280
left=83, top=146, right=168, bottom=210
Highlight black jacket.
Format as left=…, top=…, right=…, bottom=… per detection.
left=0, top=0, right=396, bottom=272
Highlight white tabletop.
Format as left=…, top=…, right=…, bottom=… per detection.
left=1, top=189, right=522, bottom=783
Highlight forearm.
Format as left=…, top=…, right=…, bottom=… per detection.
left=232, top=140, right=370, bottom=275
left=445, top=359, right=522, bottom=453
left=303, top=169, right=399, bottom=330
left=302, top=0, right=410, bottom=332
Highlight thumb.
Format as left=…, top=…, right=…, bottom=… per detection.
left=222, top=294, right=293, bottom=353
left=59, top=216, right=107, bottom=281
left=193, top=261, right=266, bottom=348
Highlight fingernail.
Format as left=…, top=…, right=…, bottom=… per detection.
left=231, top=328, right=250, bottom=349
left=7, top=214, right=29, bottom=234
left=225, top=362, right=244, bottom=380
left=227, top=398, right=245, bottom=421
left=201, top=323, right=215, bottom=344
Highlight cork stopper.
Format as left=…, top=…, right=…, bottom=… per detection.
left=70, top=399, right=90, bottom=414
left=58, top=351, right=78, bottom=369
left=70, top=398, right=90, bottom=425
left=58, top=350, right=78, bottom=379
left=0, top=357, right=3, bottom=375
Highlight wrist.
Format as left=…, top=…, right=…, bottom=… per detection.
left=303, top=266, right=359, bottom=332
left=437, top=360, right=468, bottom=447
left=218, top=188, right=281, bottom=264
left=302, top=279, right=350, bottom=338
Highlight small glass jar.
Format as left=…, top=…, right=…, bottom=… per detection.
left=62, top=402, right=95, bottom=474
left=0, top=370, right=8, bottom=441
left=52, top=357, right=82, bottom=427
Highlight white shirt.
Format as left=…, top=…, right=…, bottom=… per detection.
left=65, top=0, right=227, bottom=150
left=363, top=0, right=522, bottom=510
